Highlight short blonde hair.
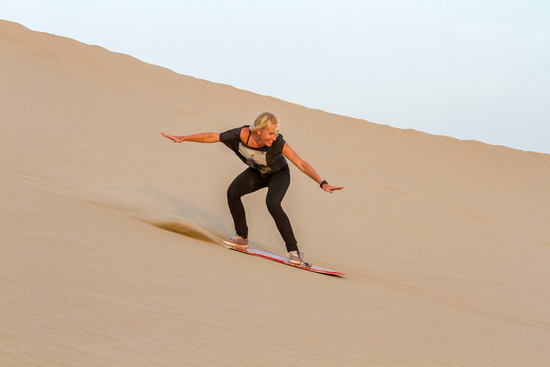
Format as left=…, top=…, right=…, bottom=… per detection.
left=250, top=112, right=280, bottom=133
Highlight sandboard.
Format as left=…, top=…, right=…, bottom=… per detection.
left=229, top=247, right=345, bottom=276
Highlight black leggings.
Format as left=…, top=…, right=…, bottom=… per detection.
left=226, top=165, right=298, bottom=252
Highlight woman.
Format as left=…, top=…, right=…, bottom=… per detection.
left=161, top=112, right=343, bottom=264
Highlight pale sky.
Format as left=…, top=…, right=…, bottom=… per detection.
left=3, top=0, right=549, bottom=154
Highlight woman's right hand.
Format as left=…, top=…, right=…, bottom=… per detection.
left=161, top=132, right=184, bottom=143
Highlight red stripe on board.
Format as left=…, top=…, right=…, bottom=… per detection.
left=229, top=247, right=345, bottom=276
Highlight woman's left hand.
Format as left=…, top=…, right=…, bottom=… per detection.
left=322, top=183, right=344, bottom=193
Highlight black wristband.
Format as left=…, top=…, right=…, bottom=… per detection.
left=320, top=180, right=328, bottom=189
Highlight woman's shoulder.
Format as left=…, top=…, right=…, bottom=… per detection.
left=271, top=133, right=286, bottom=153
left=239, top=126, right=250, bottom=142
left=275, top=132, right=286, bottom=145
left=220, top=125, right=247, bottom=143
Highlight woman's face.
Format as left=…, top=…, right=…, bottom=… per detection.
left=257, top=123, right=279, bottom=147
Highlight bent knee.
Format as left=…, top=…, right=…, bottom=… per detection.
left=227, top=185, right=241, bottom=200
left=266, top=197, right=284, bottom=213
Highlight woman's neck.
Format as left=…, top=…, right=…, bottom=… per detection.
left=252, top=132, right=264, bottom=147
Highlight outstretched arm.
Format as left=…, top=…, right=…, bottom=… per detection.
left=282, top=143, right=344, bottom=193
left=161, top=132, right=220, bottom=143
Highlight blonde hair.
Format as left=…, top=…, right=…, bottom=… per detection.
left=250, top=112, right=280, bottom=133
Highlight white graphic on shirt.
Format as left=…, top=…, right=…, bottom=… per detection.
left=239, top=143, right=267, bottom=166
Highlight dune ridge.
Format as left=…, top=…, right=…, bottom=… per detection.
left=2, top=20, right=550, bottom=366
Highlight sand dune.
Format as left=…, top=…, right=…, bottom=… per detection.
left=2, top=20, right=550, bottom=366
